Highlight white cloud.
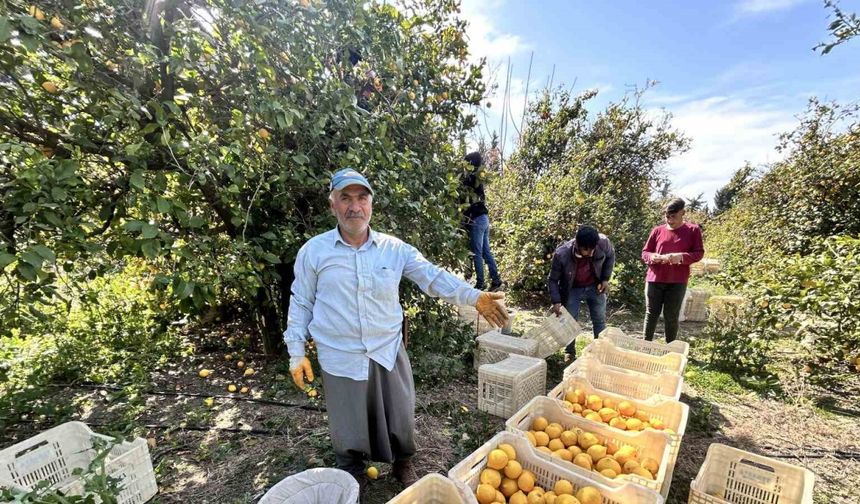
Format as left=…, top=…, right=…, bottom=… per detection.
left=659, top=95, right=798, bottom=204
left=734, top=0, right=807, bottom=15
left=461, top=0, right=528, bottom=63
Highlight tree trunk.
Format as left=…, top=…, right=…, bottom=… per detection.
left=255, top=285, right=284, bottom=355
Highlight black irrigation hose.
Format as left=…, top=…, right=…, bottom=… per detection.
left=47, top=382, right=326, bottom=412
left=5, top=419, right=288, bottom=436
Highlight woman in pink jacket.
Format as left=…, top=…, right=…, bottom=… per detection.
left=641, top=198, right=705, bottom=342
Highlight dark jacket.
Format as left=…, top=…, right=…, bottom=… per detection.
left=460, top=169, right=488, bottom=221
left=547, top=235, right=616, bottom=304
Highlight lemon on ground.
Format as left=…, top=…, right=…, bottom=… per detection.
left=198, top=369, right=211, bottom=378
left=366, top=466, right=379, bottom=479
left=227, top=384, right=237, bottom=392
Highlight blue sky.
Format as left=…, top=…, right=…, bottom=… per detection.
left=461, top=0, right=860, bottom=204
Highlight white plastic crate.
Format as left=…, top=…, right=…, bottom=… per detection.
left=457, top=303, right=515, bottom=335
left=547, top=374, right=689, bottom=457
left=689, top=444, right=814, bottom=504
left=682, top=289, right=710, bottom=323
left=386, top=473, right=466, bottom=504
left=506, top=396, right=676, bottom=497
left=702, top=258, right=721, bottom=274
left=581, top=339, right=688, bottom=376
left=522, top=310, right=582, bottom=359
left=474, top=330, right=540, bottom=369
left=449, top=431, right=665, bottom=504
left=561, top=356, right=684, bottom=401
left=600, top=327, right=690, bottom=358
left=477, top=354, right=546, bottom=418
left=259, top=468, right=359, bottom=504
left=708, top=295, right=747, bottom=323
left=0, top=422, right=157, bottom=504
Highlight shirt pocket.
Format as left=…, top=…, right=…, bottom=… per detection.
left=373, top=267, right=400, bottom=301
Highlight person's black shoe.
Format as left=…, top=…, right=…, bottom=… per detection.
left=474, top=282, right=485, bottom=290
left=489, top=280, right=503, bottom=292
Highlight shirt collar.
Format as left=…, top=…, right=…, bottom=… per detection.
left=333, top=226, right=379, bottom=249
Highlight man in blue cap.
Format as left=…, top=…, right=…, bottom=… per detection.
left=283, top=168, right=508, bottom=490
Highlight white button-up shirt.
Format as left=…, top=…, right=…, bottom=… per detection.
left=284, top=227, right=480, bottom=381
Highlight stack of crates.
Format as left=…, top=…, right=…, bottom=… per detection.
left=538, top=326, right=690, bottom=499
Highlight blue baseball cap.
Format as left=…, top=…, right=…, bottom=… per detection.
left=329, top=168, right=373, bottom=194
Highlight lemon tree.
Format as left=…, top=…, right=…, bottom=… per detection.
left=0, top=0, right=484, bottom=353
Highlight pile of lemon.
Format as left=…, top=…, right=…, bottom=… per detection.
left=475, top=442, right=603, bottom=504
left=560, top=388, right=675, bottom=434
left=525, top=416, right=660, bottom=482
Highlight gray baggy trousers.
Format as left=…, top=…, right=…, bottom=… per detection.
left=320, top=344, right=416, bottom=476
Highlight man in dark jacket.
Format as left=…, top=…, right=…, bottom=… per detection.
left=547, top=226, right=615, bottom=358
left=461, top=152, right=502, bottom=291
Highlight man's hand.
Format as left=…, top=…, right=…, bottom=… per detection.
left=551, top=303, right=563, bottom=317
left=475, top=291, right=509, bottom=328
left=290, top=356, right=314, bottom=390
left=651, top=254, right=667, bottom=264
left=597, top=280, right=610, bottom=295
left=667, top=253, right=683, bottom=265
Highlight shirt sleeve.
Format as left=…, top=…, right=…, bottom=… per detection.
left=641, top=228, right=659, bottom=264
left=547, top=251, right=564, bottom=304
left=679, top=226, right=705, bottom=265
left=601, top=239, right=616, bottom=282
left=402, top=243, right=481, bottom=307
left=283, top=243, right=317, bottom=358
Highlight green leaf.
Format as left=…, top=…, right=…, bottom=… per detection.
left=141, top=240, right=160, bottom=258
left=21, top=250, right=44, bottom=269
left=17, top=262, right=37, bottom=281
left=176, top=280, right=194, bottom=299
left=0, top=17, right=11, bottom=44
left=123, top=220, right=144, bottom=232
left=51, top=187, right=67, bottom=201
left=292, top=154, right=309, bottom=165
left=0, top=252, right=16, bottom=269
left=130, top=170, right=145, bottom=190
left=141, top=223, right=159, bottom=239
left=156, top=198, right=171, bottom=214
left=32, top=245, right=56, bottom=263
left=262, top=252, right=281, bottom=264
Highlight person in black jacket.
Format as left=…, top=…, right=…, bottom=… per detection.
left=547, top=226, right=615, bottom=358
left=461, top=152, right=502, bottom=291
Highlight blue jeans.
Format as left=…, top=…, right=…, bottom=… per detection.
left=564, top=284, right=607, bottom=355
left=467, top=214, right=500, bottom=288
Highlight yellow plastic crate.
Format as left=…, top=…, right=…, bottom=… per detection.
left=506, top=396, right=676, bottom=498
left=523, top=310, right=582, bottom=359
left=599, top=327, right=690, bottom=358
left=477, top=354, right=546, bottom=418
left=474, top=330, right=540, bottom=369
left=386, top=473, right=466, bottom=504
left=581, top=339, right=688, bottom=376
left=561, top=356, right=684, bottom=401
left=689, top=444, right=814, bottom=504
left=449, top=431, right=665, bottom=504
